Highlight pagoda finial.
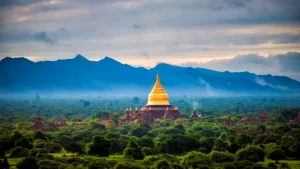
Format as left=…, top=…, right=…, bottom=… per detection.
left=129, top=107, right=132, bottom=111
left=135, top=106, right=138, bottom=111
left=194, top=106, right=196, bottom=110
left=156, top=72, right=160, bottom=79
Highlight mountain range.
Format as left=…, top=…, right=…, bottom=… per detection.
left=1, top=54, right=300, bottom=97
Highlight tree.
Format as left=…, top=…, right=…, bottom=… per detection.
left=137, top=136, right=154, bottom=148
left=199, top=137, right=216, bottom=153
left=44, top=142, right=62, bottom=153
left=15, top=137, right=32, bottom=149
left=34, top=139, right=47, bottom=148
left=279, top=163, right=291, bottom=169
left=156, top=142, right=168, bottom=154
left=166, top=135, right=200, bottom=154
left=38, top=159, right=62, bottom=169
left=237, top=133, right=252, bottom=148
left=87, top=159, right=110, bottom=169
left=65, top=142, right=84, bottom=155
left=33, top=131, right=47, bottom=140
left=180, top=151, right=212, bottom=169
left=267, top=162, right=277, bottom=169
left=114, top=161, right=144, bottom=169
left=142, top=147, right=156, bottom=155
left=268, top=149, right=286, bottom=164
left=236, top=145, right=265, bottom=162
left=88, top=136, right=110, bottom=157
left=154, top=159, right=173, bottom=169
left=16, top=157, right=39, bottom=169
left=0, top=145, right=5, bottom=158
left=130, top=127, right=149, bottom=138
left=123, top=138, right=145, bottom=160
left=10, top=147, right=30, bottom=157
left=210, top=151, right=235, bottom=163
left=0, top=159, right=3, bottom=169
left=213, top=138, right=228, bottom=152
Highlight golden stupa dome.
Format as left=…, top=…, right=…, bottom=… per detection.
left=147, top=73, right=170, bottom=105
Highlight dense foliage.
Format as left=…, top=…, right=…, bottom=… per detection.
left=0, top=96, right=299, bottom=168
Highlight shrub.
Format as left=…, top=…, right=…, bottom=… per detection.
left=34, top=139, right=47, bottom=148
left=44, top=142, right=62, bottom=153
left=279, top=163, right=291, bottom=169
left=142, top=147, right=156, bottom=155
left=16, top=157, right=39, bottom=169
left=87, top=159, right=110, bottom=169
left=172, top=163, right=183, bottom=169
left=236, top=145, right=265, bottom=162
left=153, top=159, right=173, bottom=169
left=30, top=148, right=49, bottom=156
left=166, top=135, right=200, bottom=154
left=142, top=156, right=158, bottom=166
left=232, top=160, right=253, bottom=169
left=114, top=161, right=144, bottom=169
left=180, top=151, right=212, bottom=169
left=33, top=131, right=47, bottom=140
left=38, top=159, right=62, bottom=169
left=268, top=149, right=286, bottom=164
left=267, top=162, right=278, bottom=169
left=10, top=146, right=30, bottom=157
left=0, top=145, right=5, bottom=158
left=198, top=147, right=207, bottom=153
left=222, top=162, right=236, bottom=169
left=210, top=151, right=235, bottom=163
left=88, top=136, right=110, bottom=157
left=0, top=159, right=3, bottom=169
left=250, top=163, right=267, bottom=169
left=157, top=154, right=180, bottom=164
left=15, top=137, right=32, bottom=149
left=123, top=139, right=145, bottom=160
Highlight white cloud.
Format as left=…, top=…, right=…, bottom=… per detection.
left=254, top=76, right=290, bottom=91
left=0, top=0, right=299, bottom=79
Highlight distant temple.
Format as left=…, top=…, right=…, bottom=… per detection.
left=242, top=111, right=268, bottom=124
left=120, top=73, right=180, bottom=124
left=294, top=110, right=300, bottom=124
left=223, top=116, right=235, bottom=127
left=52, top=118, right=68, bottom=127
left=100, top=111, right=118, bottom=127
left=190, top=107, right=200, bottom=118
left=27, top=115, right=44, bottom=131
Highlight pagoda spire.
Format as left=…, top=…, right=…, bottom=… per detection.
left=147, top=73, right=170, bottom=105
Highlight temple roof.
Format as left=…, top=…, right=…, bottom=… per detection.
left=190, top=106, right=199, bottom=118
left=147, top=73, right=170, bottom=106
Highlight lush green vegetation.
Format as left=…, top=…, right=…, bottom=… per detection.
left=0, top=96, right=300, bottom=169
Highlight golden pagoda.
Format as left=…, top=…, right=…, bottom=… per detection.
left=147, top=73, right=170, bottom=105
left=121, top=73, right=180, bottom=125
left=139, top=73, right=180, bottom=123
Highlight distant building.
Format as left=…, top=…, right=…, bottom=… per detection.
left=27, top=115, right=44, bottom=131
left=121, top=73, right=180, bottom=124
left=52, top=118, right=68, bottom=127
left=100, top=111, right=118, bottom=127
left=190, top=106, right=200, bottom=118
left=294, top=110, right=300, bottom=124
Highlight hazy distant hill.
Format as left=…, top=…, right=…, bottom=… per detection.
left=1, top=54, right=300, bottom=96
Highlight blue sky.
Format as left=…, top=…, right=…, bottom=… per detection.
left=0, top=0, right=299, bottom=79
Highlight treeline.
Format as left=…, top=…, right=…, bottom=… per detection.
left=1, top=109, right=300, bottom=169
